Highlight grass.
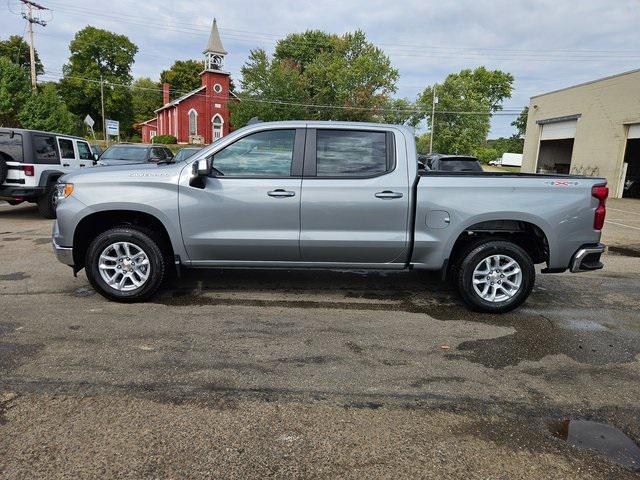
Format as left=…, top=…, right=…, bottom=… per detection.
left=482, top=165, right=522, bottom=173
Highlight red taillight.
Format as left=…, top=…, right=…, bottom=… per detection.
left=592, top=185, right=608, bottom=230
left=23, top=165, right=34, bottom=176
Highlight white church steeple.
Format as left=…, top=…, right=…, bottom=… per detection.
left=203, top=18, right=227, bottom=70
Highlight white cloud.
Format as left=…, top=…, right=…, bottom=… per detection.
left=2, top=0, right=639, bottom=137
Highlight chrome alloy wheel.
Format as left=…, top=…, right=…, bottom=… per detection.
left=472, top=254, right=522, bottom=303
left=98, top=242, right=151, bottom=292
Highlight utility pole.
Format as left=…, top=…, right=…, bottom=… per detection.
left=100, top=75, right=107, bottom=145
left=20, top=0, right=49, bottom=91
left=429, top=83, right=438, bottom=154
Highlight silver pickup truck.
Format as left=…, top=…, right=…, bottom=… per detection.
left=52, top=121, right=608, bottom=313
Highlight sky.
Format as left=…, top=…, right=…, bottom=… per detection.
left=2, top=0, right=640, bottom=137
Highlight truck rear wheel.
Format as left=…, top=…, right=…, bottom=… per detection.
left=85, top=227, right=166, bottom=302
left=455, top=239, right=534, bottom=313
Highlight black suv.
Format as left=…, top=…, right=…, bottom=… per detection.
left=419, top=153, right=483, bottom=172
left=97, top=144, right=174, bottom=166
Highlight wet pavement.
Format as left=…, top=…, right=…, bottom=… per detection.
left=1, top=202, right=640, bottom=479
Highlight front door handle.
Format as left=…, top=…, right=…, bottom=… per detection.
left=62, top=163, right=70, bottom=167
left=375, top=190, right=403, bottom=199
left=268, top=189, right=296, bottom=198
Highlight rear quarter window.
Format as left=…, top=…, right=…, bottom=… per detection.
left=32, top=135, right=59, bottom=165
left=0, top=132, right=23, bottom=162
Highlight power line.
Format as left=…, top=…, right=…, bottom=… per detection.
left=40, top=69, right=527, bottom=116
left=40, top=0, right=640, bottom=62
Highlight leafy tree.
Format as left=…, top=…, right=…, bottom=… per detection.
left=132, top=77, right=162, bottom=123
left=473, top=146, right=499, bottom=164
left=18, top=83, right=77, bottom=134
left=59, top=26, right=138, bottom=134
left=0, top=35, right=44, bottom=75
left=379, top=98, right=421, bottom=127
left=511, top=106, right=528, bottom=138
left=160, top=60, right=203, bottom=99
left=416, top=67, right=514, bottom=154
left=230, top=30, right=399, bottom=127
left=0, top=57, right=30, bottom=127
left=415, top=132, right=431, bottom=154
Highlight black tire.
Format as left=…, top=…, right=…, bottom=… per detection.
left=85, top=227, right=166, bottom=302
left=36, top=185, right=57, bottom=219
left=0, top=155, right=8, bottom=184
left=454, top=239, right=535, bottom=314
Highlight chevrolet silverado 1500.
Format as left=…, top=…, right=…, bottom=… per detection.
left=52, top=121, right=608, bottom=313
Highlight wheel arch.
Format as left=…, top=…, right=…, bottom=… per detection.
left=445, top=217, right=551, bottom=279
left=72, top=209, right=177, bottom=271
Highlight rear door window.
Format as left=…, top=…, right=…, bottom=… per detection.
left=316, top=130, right=389, bottom=177
left=58, top=138, right=75, bottom=159
left=76, top=141, right=93, bottom=160
left=32, top=135, right=59, bottom=164
left=0, top=132, right=23, bottom=163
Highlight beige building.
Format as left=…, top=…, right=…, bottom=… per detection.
left=522, top=68, right=640, bottom=198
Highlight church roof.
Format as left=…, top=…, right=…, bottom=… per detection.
left=203, top=18, right=227, bottom=55
left=154, top=86, right=206, bottom=113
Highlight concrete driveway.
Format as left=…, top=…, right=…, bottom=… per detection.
left=1, top=202, right=639, bottom=479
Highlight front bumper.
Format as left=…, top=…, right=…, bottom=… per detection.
left=52, top=237, right=74, bottom=266
left=570, top=243, right=605, bottom=273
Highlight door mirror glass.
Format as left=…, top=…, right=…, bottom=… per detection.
left=193, top=158, right=211, bottom=176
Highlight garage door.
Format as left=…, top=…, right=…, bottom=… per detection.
left=540, top=120, right=577, bottom=140
left=628, top=123, right=640, bottom=139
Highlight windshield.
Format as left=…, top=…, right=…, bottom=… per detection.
left=173, top=148, right=200, bottom=163
left=101, top=146, right=148, bottom=162
left=439, top=158, right=482, bottom=172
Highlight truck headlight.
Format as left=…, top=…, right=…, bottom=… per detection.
left=55, top=183, right=74, bottom=201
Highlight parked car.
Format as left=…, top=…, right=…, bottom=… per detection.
left=97, top=144, right=174, bottom=166
left=422, top=153, right=483, bottom=172
left=172, top=147, right=202, bottom=163
left=90, top=144, right=104, bottom=157
left=0, top=128, right=97, bottom=218
left=53, top=121, right=608, bottom=313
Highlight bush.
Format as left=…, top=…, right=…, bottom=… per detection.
left=473, top=146, right=499, bottom=165
left=152, top=134, right=176, bottom=144
left=128, top=134, right=142, bottom=143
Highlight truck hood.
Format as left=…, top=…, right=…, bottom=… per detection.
left=61, top=161, right=185, bottom=184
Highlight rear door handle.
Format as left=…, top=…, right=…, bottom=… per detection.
left=267, top=189, right=296, bottom=198
left=375, top=190, right=403, bottom=199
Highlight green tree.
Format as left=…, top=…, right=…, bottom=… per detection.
left=230, top=30, right=399, bottom=128
left=0, top=35, right=44, bottom=75
left=0, top=57, right=30, bottom=127
left=18, top=83, right=77, bottom=134
left=160, top=60, right=203, bottom=99
left=59, top=26, right=138, bottom=134
left=511, top=106, right=528, bottom=138
left=132, top=77, right=162, bottom=123
left=416, top=67, right=514, bottom=154
left=379, top=98, right=420, bottom=127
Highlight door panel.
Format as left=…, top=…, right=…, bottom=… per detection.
left=180, top=178, right=302, bottom=261
left=179, top=128, right=304, bottom=263
left=300, top=129, right=410, bottom=264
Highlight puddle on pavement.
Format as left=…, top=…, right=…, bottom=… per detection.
left=548, top=419, right=640, bottom=471
left=608, top=245, right=640, bottom=258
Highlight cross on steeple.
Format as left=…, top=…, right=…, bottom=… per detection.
left=203, top=18, right=227, bottom=70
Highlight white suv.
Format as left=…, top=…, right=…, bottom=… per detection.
left=0, top=128, right=97, bottom=218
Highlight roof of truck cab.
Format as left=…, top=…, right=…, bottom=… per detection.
left=248, top=120, right=415, bottom=133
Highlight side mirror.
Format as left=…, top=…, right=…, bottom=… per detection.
left=193, top=158, right=211, bottom=176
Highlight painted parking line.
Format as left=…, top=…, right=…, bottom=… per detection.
left=605, top=220, right=640, bottom=231
left=608, top=207, right=640, bottom=217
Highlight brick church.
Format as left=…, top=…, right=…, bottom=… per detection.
left=140, top=19, right=233, bottom=144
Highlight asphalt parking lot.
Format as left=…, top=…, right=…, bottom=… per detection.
left=1, top=200, right=640, bottom=479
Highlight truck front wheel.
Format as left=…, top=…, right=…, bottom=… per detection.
left=455, top=240, right=535, bottom=313
left=85, top=227, right=166, bottom=302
